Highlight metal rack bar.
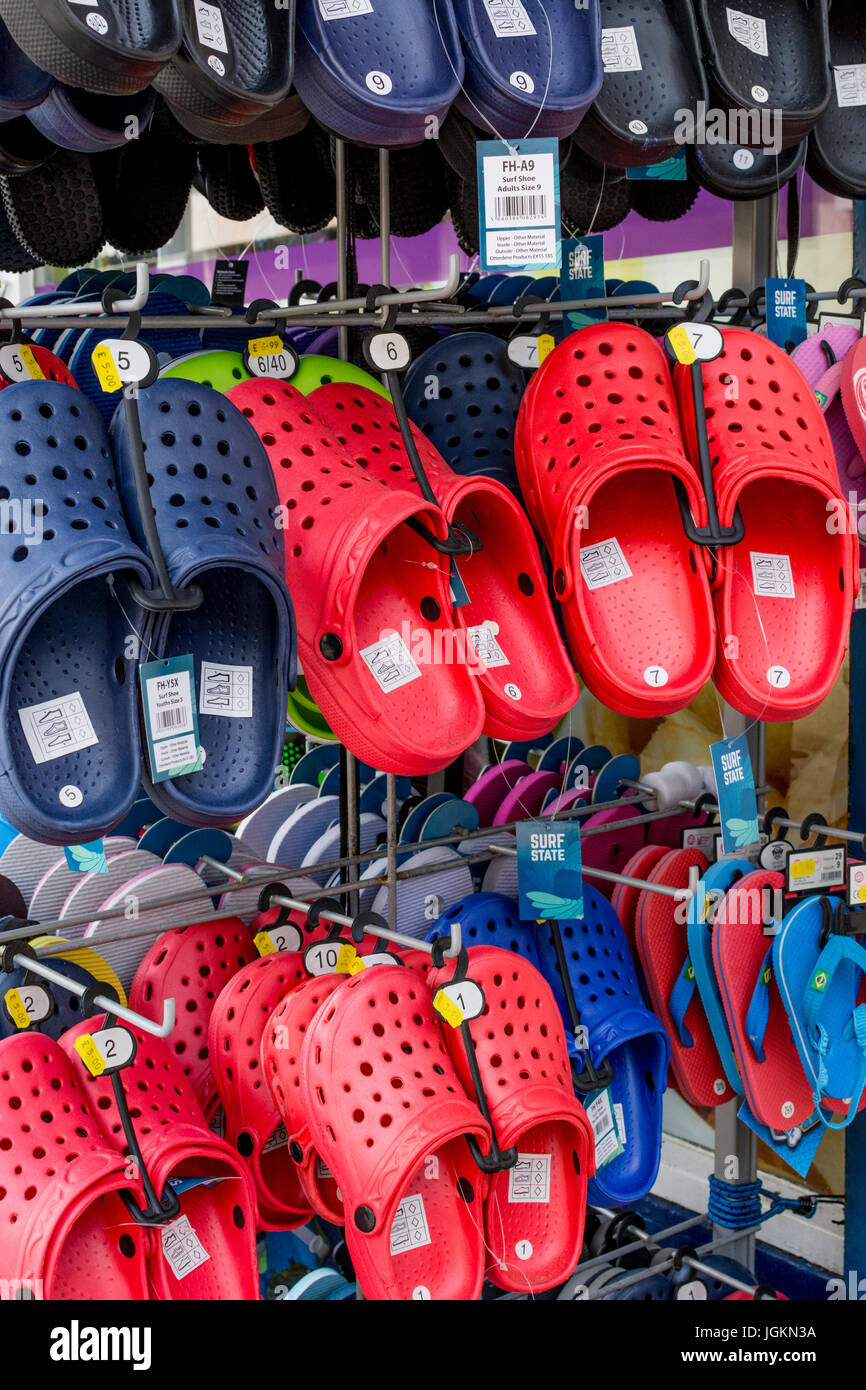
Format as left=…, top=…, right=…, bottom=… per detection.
left=4, top=949, right=175, bottom=1037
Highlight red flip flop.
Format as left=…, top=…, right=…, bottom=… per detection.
left=430, top=946, right=594, bottom=1293
left=612, top=843, right=670, bottom=953
left=635, top=848, right=734, bottom=1107
left=262, top=973, right=347, bottom=1225
left=842, top=336, right=866, bottom=461
left=61, top=1018, right=261, bottom=1300
left=309, top=382, right=579, bottom=740
left=228, top=378, right=485, bottom=774
left=129, top=918, right=257, bottom=1122
left=674, top=328, right=857, bottom=719
left=208, top=953, right=312, bottom=1230
left=299, top=962, right=490, bottom=1300
left=515, top=323, right=715, bottom=715
left=712, top=869, right=814, bottom=1131
left=0, top=1033, right=149, bottom=1299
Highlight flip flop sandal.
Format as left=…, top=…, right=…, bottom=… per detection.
left=56, top=849, right=164, bottom=938
left=774, top=896, right=866, bottom=1129
left=229, top=379, right=485, bottom=774
left=0, top=833, right=85, bottom=907
left=611, top=845, right=670, bottom=955
left=262, top=972, right=346, bottom=1224
left=451, top=0, right=602, bottom=140
left=94, top=102, right=195, bottom=256
left=695, top=0, right=831, bottom=150
left=155, top=0, right=294, bottom=125
left=165, top=89, right=309, bottom=144
left=516, top=322, right=715, bottom=716
left=195, top=142, right=264, bottom=220
left=302, top=812, right=386, bottom=884
left=110, top=378, right=296, bottom=826
left=673, top=327, right=857, bottom=720
left=0, top=0, right=181, bottom=95
left=0, top=382, right=154, bottom=845
left=635, top=847, right=734, bottom=1108
left=310, top=382, right=578, bottom=740
left=293, top=0, right=463, bottom=149
left=580, top=806, right=647, bottom=900
left=162, top=349, right=252, bottom=394
left=689, top=138, right=806, bottom=201
left=573, top=1, right=708, bottom=168
left=208, top=952, right=314, bottom=1228
left=290, top=354, right=388, bottom=399
left=0, top=14, right=52, bottom=117
left=27, top=84, right=155, bottom=153
left=0, top=1032, right=150, bottom=1298
left=29, top=845, right=155, bottom=926
left=237, top=784, right=318, bottom=861
left=129, top=915, right=257, bottom=1119
left=1, top=147, right=104, bottom=265
left=368, top=847, right=475, bottom=938
left=252, top=125, right=336, bottom=234
left=491, top=771, right=564, bottom=826
left=417, top=797, right=478, bottom=844
left=534, top=887, right=670, bottom=1206
left=685, top=859, right=750, bottom=1098
left=807, top=0, right=866, bottom=199
left=299, top=961, right=490, bottom=1300
left=29, top=932, right=127, bottom=1000
left=61, top=1018, right=261, bottom=1300
left=402, top=332, right=526, bottom=496
left=281, top=1267, right=355, bottom=1300
left=542, top=788, right=589, bottom=817
left=431, top=945, right=594, bottom=1293
left=266, top=794, right=340, bottom=869
left=425, top=891, right=539, bottom=961
left=841, top=336, right=866, bottom=486
left=712, top=868, right=814, bottom=1131
left=465, top=760, right=533, bottom=825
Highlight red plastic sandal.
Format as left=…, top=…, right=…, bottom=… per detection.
left=635, top=848, right=735, bottom=1107
left=515, top=323, right=716, bottom=715
left=228, top=378, right=485, bottom=774
left=674, top=328, right=857, bottom=719
left=61, top=1019, right=261, bottom=1300
left=129, top=918, right=257, bottom=1122
left=310, top=382, right=580, bottom=740
left=208, top=953, right=312, bottom=1230
left=430, top=946, right=594, bottom=1293
left=0, top=1033, right=149, bottom=1299
left=299, top=962, right=491, bottom=1300
left=262, top=973, right=347, bottom=1225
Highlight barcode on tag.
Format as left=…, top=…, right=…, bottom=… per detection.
left=155, top=704, right=187, bottom=732
left=161, top=1216, right=210, bottom=1280
left=726, top=7, right=768, bottom=56
left=580, top=537, right=632, bottom=590
left=601, top=26, right=642, bottom=72
left=360, top=634, right=421, bottom=694
left=492, top=193, right=548, bottom=223
left=389, top=1192, right=431, bottom=1256
left=264, top=1121, right=288, bottom=1154
left=199, top=661, right=253, bottom=718
left=18, top=692, right=99, bottom=765
left=750, top=551, right=795, bottom=599
left=318, top=0, right=373, bottom=16
left=468, top=621, right=510, bottom=669
left=483, top=0, right=536, bottom=38
left=508, top=1153, right=551, bottom=1204
left=613, top=1103, right=626, bottom=1148
left=144, top=668, right=194, bottom=736
left=194, top=1, right=228, bottom=51
left=834, top=64, right=866, bottom=108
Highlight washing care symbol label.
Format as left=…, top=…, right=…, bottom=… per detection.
left=18, top=692, right=99, bottom=766
left=390, top=1193, right=431, bottom=1255
left=199, top=661, right=253, bottom=718
left=508, top=1153, right=551, bottom=1204
left=161, top=1216, right=210, bottom=1280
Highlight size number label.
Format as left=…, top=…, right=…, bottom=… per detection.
left=73, top=1026, right=136, bottom=1077
left=91, top=339, right=154, bottom=393
left=364, top=332, right=410, bottom=373
left=254, top=922, right=303, bottom=957
left=0, top=344, right=43, bottom=383
left=4, top=985, right=52, bottom=1030
left=432, top=978, right=485, bottom=1029
left=246, top=336, right=297, bottom=380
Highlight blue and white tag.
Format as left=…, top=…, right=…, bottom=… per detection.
left=709, top=733, right=760, bottom=856
left=516, top=819, right=583, bottom=921
left=476, top=138, right=561, bottom=272
left=140, top=655, right=204, bottom=784
left=561, top=234, right=606, bottom=336
left=765, top=277, right=808, bottom=349
left=626, top=151, right=687, bottom=181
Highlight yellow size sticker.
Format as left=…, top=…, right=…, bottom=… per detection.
left=4, top=988, right=30, bottom=1031
left=91, top=344, right=123, bottom=394
left=536, top=333, right=555, bottom=365
left=433, top=990, right=463, bottom=1030
left=248, top=335, right=285, bottom=358
left=336, top=943, right=360, bottom=974
left=667, top=325, right=697, bottom=365
left=74, top=1034, right=106, bottom=1077
left=254, top=930, right=276, bottom=957
left=790, top=858, right=816, bottom=880
left=18, top=345, right=44, bottom=380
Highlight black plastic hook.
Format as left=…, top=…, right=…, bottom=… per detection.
left=545, top=918, right=614, bottom=1095
left=800, top=812, right=830, bottom=849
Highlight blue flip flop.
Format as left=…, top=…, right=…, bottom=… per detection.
left=293, top=0, right=463, bottom=147
left=0, top=381, right=153, bottom=845
left=534, top=886, right=670, bottom=1207
left=775, top=896, right=866, bottom=1130
left=110, top=378, right=295, bottom=827
left=685, top=859, right=749, bottom=1098
left=451, top=0, right=602, bottom=139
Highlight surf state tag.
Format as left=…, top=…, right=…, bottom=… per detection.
left=516, top=819, right=583, bottom=922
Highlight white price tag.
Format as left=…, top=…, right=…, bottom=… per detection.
left=507, top=335, right=541, bottom=369
left=364, top=332, right=411, bottom=373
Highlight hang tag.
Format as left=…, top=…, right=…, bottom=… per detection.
left=848, top=862, right=866, bottom=909
left=516, top=819, right=583, bottom=921
left=560, top=235, right=607, bottom=336
left=140, top=655, right=203, bottom=783
left=586, top=1088, right=624, bottom=1170
left=680, top=825, right=718, bottom=856
left=738, top=1099, right=825, bottom=1179
left=759, top=838, right=792, bottom=873
left=626, top=151, right=687, bottom=182
left=358, top=950, right=402, bottom=970
left=73, top=1026, right=136, bottom=1077
left=765, top=277, right=808, bottom=349
left=91, top=339, right=157, bottom=394
left=161, top=1215, right=210, bottom=1280
left=63, top=840, right=108, bottom=874
left=243, top=336, right=298, bottom=381
left=714, top=831, right=768, bottom=865
left=507, top=334, right=542, bottom=369
left=476, top=138, right=561, bottom=272
left=666, top=322, right=724, bottom=366
left=4, top=984, right=52, bottom=1030
left=432, top=978, right=486, bottom=1029
left=304, top=938, right=350, bottom=977
left=363, top=332, right=411, bottom=374
left=254, top=922, right=303, bottom=957
left=449, top=558, right=470, bottom=609
left=709, top=734, right=759, bottom=857
left=786, top=845, right=846, bottom=894
left=0, top=343, right=44, bottom=383
left=211, top=259, right=249, bottom=307
left=675, top=1280, right=708, bottom=1301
